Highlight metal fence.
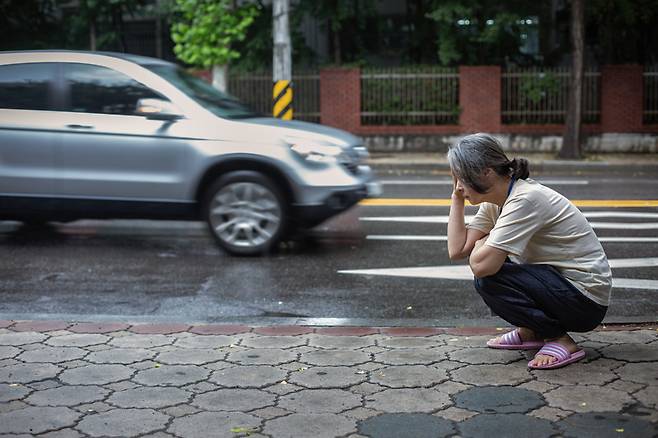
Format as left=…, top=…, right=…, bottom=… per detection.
left=502, top=67, right=600, bottom=124
left=228, top=70, right=320, bottom=123
left=360, top=67, right=460, bottom=126
left=644, top=66, right=658, bottom=124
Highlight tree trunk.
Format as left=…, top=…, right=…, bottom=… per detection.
left=89, top=19, right=97, bottom=51
left=332, top=20, right=341, bottom=64
left=560, top=0, right=584, bottom=159
left=212, top=64, right=228, bottom=93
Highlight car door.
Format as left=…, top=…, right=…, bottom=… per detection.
left=51, top=62, right=191, bottom=202
left=0, top=62, right=58, bottom=201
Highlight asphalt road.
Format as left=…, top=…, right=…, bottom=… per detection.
left=1, top=169, right=657, bottom=325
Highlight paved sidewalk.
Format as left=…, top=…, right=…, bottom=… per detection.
left=0, top=321, right=656, bottom=438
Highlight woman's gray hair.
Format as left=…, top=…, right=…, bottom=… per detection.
left=447, top=133, right=529, bottom=193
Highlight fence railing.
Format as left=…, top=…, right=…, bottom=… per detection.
left=360, top=67, right=460, bottom=126
left=228, top=70, right=320, bottom=123
left=644, top=66, right=658, bottom=124
left=502, top=67, right=600, bottom=124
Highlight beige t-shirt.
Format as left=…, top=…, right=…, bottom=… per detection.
left=467, top=178, right=612, bottom=306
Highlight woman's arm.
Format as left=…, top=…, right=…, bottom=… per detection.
left=447, top=183, right=486, bottom=260
left=469, top=237, right=509, bottom=278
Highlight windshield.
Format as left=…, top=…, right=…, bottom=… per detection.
left=146, top=65, right=260, bottom=119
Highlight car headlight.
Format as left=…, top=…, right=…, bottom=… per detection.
left=289, top=142, right=345, bottom=163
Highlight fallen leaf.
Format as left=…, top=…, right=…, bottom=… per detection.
left=356, top=370, right=366, bottom=375
left=154, top=363, right=161, bottom=368
left=9, top=384, right=19, bottom=387
left=616, top=428, right=624, bottom=433
left=231, top=426, right=258, bottom=435
left=580, top=402, right=587, bottom=407
left=406, top=306, right=413, bottom=310
left=280, top=380, right=288, bottom=385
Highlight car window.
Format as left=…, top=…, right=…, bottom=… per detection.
left=146, top=65, right=260, bottom=119
left=63, top=63, right=165, bottom=115
left=0, top=63, right=57, bottom=111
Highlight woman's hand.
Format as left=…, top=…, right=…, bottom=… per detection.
left=451, top=174, right=465, bottom=202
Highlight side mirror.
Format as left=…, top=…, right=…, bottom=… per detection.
left=135, top=98, right=184, bottom=121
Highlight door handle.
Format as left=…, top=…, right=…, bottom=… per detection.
left=66, top=124, right=94, bottom=129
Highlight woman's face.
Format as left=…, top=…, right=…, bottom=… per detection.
left=453, top=169, right=495, bottom=205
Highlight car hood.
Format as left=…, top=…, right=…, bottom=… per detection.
left=237, top=117, right=361, bottom=148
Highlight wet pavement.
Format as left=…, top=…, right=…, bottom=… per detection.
left=0, top=320, right=656, bottom=437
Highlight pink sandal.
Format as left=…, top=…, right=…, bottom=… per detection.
left=528, top=342, right=586, bottom=369
left=486, top=328, right=545, bottom=350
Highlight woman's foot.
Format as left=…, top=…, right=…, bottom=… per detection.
left=486, top=327, right=544, bottom=350
left=529, top=334, right=580, bottom=368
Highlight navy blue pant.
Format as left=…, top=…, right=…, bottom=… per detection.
left=474, top=262, right=607, bottom=339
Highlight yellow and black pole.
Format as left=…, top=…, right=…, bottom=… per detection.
left=273, top=0, right=292, bottom=120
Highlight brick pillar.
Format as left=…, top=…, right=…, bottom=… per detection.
left=320, top=68, right=361, bottom=132
left=459, top=66, right=502, bottom=133
left=601, top=64, right=643, bottom=132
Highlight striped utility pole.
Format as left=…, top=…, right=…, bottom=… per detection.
left=273, top=0, right=292, bottom=120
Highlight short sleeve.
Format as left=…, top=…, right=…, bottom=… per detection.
left=486, top=196, right=544, bottom=256
left=467, top=202, right=497, bottom=234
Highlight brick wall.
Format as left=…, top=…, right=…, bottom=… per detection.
left=601, top=65, right=644, bottom=133
left=319, top=68, right=361, bottom=133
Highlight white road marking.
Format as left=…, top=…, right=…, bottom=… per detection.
left=338, top=258, right=658, bottom=290
left=365, top=235, right=658, bottom=243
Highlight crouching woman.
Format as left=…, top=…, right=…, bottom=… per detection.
left=446, top=133, right=611, bottom=369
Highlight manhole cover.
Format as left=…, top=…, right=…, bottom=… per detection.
left=454, top=386, right=545, bottom=413
left=557, top=412, right=657, bottom=438
left=358, top=413, right=455, bottom=438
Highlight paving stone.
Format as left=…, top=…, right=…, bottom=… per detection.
left=173, top=335, right=237, bottom=349
left=0, top=383, right=31, bottom=402
left=161, top=404, right=201, bottom=418
left=545, top=385, right=634, bottom=412
left=0, top=321, right=12, bottom=329
left=377, top=337, right=445, bottom=349
left=59, top=359, right=89, bottom=369
left=0, top=363, right=61, bottom=384
left=250, top=406, right=292, bottom=420
left=109, top=334, right=173, bottom=348
left=517, top=380, right=558, bottom=394
left=168, top=411, right=261, bottom=438
left=587, top=330, right=657, bottom=344
left=314, top=327, right=380, bottom=337
left=26, top=379, right=60, bottom=391
left=241, top=336, right=307, bottom=349
left=444, top=335, right=492, bottom=348
left=434, top=407, right=479, bottom=422
left=17, top=346, right=88, bottom=363
left=227, top=348, right=297, bottom=365
left=605, top=379, right=645, bottom=394
left=454, top=386, right=545, bottom=413
left=182, top=381, right=220, bottom=394
left=86, top=347, right=155, bottom=364
left=156, top=348, right=226, bottom=365
left=307, top=335, right=376, bottom=349
left=0, top=358, right=20, bottom=367
left=528, top=406, right=572, bottom=422
left=68, top=323, right=130, bottom=334
left=45, top=334, right=109, bottom=347
left=279, top=389, right=361, bottom=414
left=0, top=332, right=47, bottom=346
left=107, top=386, right=191, bottom=408
left=188, top=324, right=251, bottom=335
left=459, top=413, right=557, bottom=438
left=40, top=429, right=83, bottom=438
left=445, top=327, right=505, bottom=336
left=343, top=407, right=381, bottom=420
left=0, top=399, right=29, bottom=413
left=129, top=323, right=190, bottom=334
left=59, top=364, right=133, bottom=385
left=557, top=412, right=657, bottom=438
left=369, top=365, right=448, bottom=388
left=0, top=406, right=81, bottom=434
left=210, top=365, right=288, bottom=388
left=263, top=413, right=356, bottom=438
left=380, top=328, right=445, bottom=337
left=84, top=344, right=112, bottom=352
left=350, top=382, right=385, bottom=396
left=300, top=350, right=371, bottom=366
left=451, top=364, right=532, bottom=386
left=253, top=326, right=314, bottom=336
left=11, top=321, right=70, bottom=332
left=374, top=348, right=445, bottom=365
left=365, top=388, right=451, bottom=413
left=533, top=358, right=623, bottom=386
left=263, top=381, right=303, bottom=395
left=192, top=389, right=276, bottom=412
left=288, top=366, right=366, bottom=389
left=634, top=386, right=658, bottom=409
left=77, top=408, right=170, bottom=437
left=105, top=380, right=140, bottom=392
left=449, top=347, right=526, bottom=365
left=358, top=413, right=455, bottom=438
left=600, top=343, right=658, bottom=361
left=615, top=362, right=658, bottom=385
left=25, top=385, right=109, bottom=406
left=132, top=365, right=210, bottom=386
left=139, top=433, right=177, bottom=438
left=433, top=380, right=472, bottom=396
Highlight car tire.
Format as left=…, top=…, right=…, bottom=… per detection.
left=203, top=171, right=287, bottom=256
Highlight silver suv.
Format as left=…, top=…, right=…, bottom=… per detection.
left=0, top=51, right=381, bottom=255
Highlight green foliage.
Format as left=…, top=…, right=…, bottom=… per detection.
left=519, top=72, right=561, bottom=104
left=170, top=0, right=259, bottom=68
left=0, top=0, right=61, bottom=50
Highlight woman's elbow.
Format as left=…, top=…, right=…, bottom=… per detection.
left=470, top=261, right=498, bottom=278
left=448, top=249, right=467, bottom=261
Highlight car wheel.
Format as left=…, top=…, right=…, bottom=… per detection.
left=203, top=171, right=287, bottom=256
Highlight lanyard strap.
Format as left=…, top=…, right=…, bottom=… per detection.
left=499, top=176, right=516, bottom=215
